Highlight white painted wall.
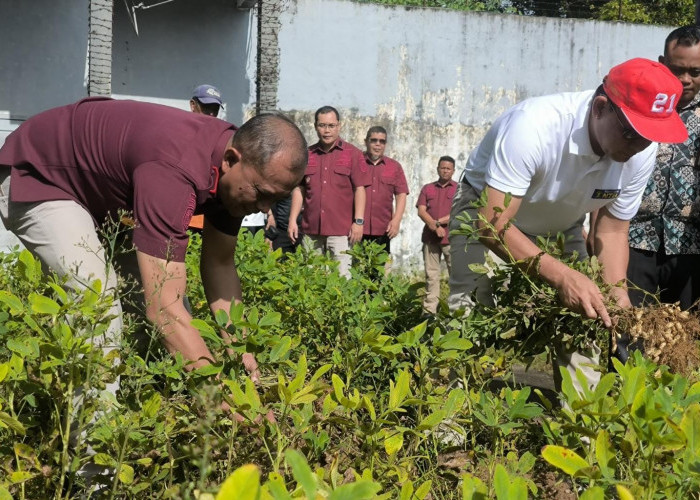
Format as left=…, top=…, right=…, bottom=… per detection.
left=275, top=0, right=672, bottom=269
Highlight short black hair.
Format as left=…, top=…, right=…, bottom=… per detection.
left=665, top=25, right=700, bottom=57
left=438, top=155, right=455, bottom=166
left=314, top=105, right=340, bottom=123
left=365, top=125, right=387, bottom=139
left=233, top=113, right=308, bottom=175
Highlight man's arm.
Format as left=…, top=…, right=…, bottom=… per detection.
left=288, top=187, right=304, bottom=243
left=199, top=221, right=261, bottom=378
left=478, top=186, right=613, bottom=327
left=136, top=251, right=216, bottom=370
left=349, top=186, right=366, bottom=244
left=386, top=192, right=407, bottom=238
left=591, top=206, right=631, bottom=308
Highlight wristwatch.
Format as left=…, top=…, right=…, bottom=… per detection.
left=353, top=218, right=364, bottom=225
left=434, top=220, right=442, bottom=228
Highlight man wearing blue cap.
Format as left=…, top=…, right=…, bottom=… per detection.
left=190, top=84, right=223, bottom=118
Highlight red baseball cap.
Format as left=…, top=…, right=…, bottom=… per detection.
left=603, top=58, right=687, bottom=143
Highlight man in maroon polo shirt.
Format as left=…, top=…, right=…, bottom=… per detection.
left=361, top=126, right=409, bottom=257
left=0, top=98, right=307, bottom=377
left=417, top=156, right=457, bottom=313
left=288, top=105, right=370, bottom=277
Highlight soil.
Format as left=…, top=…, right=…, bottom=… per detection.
left=615, top=303, right=700, bottom=376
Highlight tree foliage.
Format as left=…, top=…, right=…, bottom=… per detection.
left=353, top=0, right=697, bottom=25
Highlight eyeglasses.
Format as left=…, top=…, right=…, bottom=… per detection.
left=609, top=101, right=642, bottom=141
left=369, top=138, right=387, bottom=144
left=316, top=123, right=338, bottom=130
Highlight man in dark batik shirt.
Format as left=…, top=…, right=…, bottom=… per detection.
left=628, top=25, right=700, bottom=310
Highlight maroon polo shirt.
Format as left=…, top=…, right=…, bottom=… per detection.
left=301, top=139, right=370, bottom=236
left=416, top=179, right=457, bottom=245
left=0, top=97, right=240, bottom=261
left=363, top=154, right=409, bottom=236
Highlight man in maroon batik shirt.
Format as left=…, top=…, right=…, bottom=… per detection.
left=0, top=98, right=307, bottom=377
left=417, top=156, right=457, bottom=313
left=361, top=126, right=408, bottom=258
left=287, top=105, right=371, bottom=278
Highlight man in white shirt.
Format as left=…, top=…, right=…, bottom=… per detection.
left=448, top=58, right=687, bottom=390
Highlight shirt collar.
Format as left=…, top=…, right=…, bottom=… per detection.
left=364, top=152, right=385, bottom=165
left=433, top=179, right=457, bottom=188
left=310, top=138, right=345, bottom=153
left=680, top=92, right=700, bottom=112
left=569, top=91, right=598, bottom=158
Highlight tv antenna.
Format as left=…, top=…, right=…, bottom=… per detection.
left=123, top=0, right=176, bottom=36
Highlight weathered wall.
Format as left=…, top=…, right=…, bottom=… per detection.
left=274, top=0, right=672, bottom=269
left=111, top=0, right=254, bottom=124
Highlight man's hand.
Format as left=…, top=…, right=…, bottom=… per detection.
left=288, top=220, right=299, bottom=244
left=609, top=285, right=632, bottom=309
left=349, top=223, right=363, bottom=244
left=436, top=226, right=446, bottom=239
left=555, top=267, right=612, bottom=328
left=241, top=352, right=260, bottom=384
left=386, top=218, right=401, bottom=238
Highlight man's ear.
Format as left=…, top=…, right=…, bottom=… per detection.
left=592, top=95, right=608, bottom=119
left=222, top=146, right=242, bottom=172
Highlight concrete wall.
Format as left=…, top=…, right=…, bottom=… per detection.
left=0, top=0, right=254, bottom=126
left=111, top=0, right=255, bottom=124
left=275, top=0, right=672, bottom=269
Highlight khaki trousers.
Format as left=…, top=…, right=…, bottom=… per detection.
left=422, top=242, right=451, bottom=314
left=304, top=234, right=351, bottom=278
left=447, top=180, right=600, bottom=395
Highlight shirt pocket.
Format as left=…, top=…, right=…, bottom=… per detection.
left=304, top=160, right=319, bottom=185
left=333, top=163, right=352, bottom=187
left=380, top=174, right=397, bottom=191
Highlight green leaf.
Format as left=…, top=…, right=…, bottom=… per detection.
left=580, top=486, right=604, bottom=500
left=118, top=464, right=134, bottom=484
left=310, top=363, right=332, bottom=384
left=461, top=473, right=488, bottom=500
left=9, top=470, right=34, bottom=484
left=215, top=308, right=230, bottom=327
left=142, top=393, right=162, bottom=419
left=399, top=481, right=414, bottom=500
left=384, top=430, right=404, bottom=455
left=190, top=319, right=219, bottom=343
left=493, top=464, right=527, bottom=500
left=0, top=485, right=13, bottom=500
left=417, top=410, right=446, bottom=431
left=216, top=464, right=260, bottom=500
left=0, top=411, right=25, bottom=435
left=328, top=481, right=382, bottom=500
left=93, top=453, right=117, bottom=467
left=48, top=281, right=69, bottom=304
left=414, top=480, right=432, bottom=500
left=192, top=363, right=222, bottom=378
left=621, top=366, right=645, bottom=406
left=269, top=336, right=292, bottom=362
left=265, top=472, right=292, bottom=499
left=332, top=374, right=345, bottom=402
left=0, top=290, right=24, bottom=314
left=595, top=430, right=615, bottom=479
left=389, top=370, right=410, bottom=410
left=542, top=445, right=589, bottom=476
left=592, top=372, right=616, bottom=401
left=681, top=403, right=700, bottom=457
left=0, top=363, right=9, bottom=383
left=258, top=311, right=281, bottom=328
left=615, top=484, right=635, bottom=500
left=285, top=449, right=316, bottom=499
left=28, top=293, right=60, bottom=315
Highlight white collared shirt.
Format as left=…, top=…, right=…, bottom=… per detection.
left=462, top=90, right=657, bottom=236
